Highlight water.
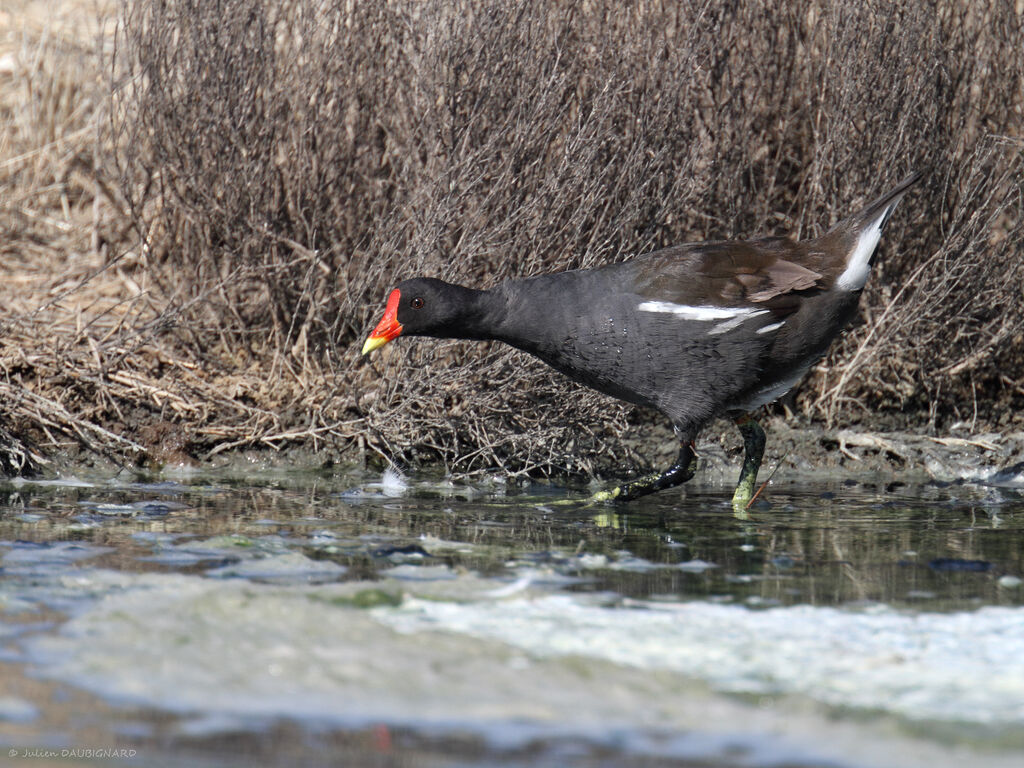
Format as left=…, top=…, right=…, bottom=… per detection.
left=0, top=466, right=1022, bottom=767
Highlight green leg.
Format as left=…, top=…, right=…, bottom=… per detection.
left=591, top=442, right=698, bottom=502
left=732, top=414, right=766, bottom=510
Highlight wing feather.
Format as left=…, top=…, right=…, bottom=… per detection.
left=627, top=237, right=826, bottom=312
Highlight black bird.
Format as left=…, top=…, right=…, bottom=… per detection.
left=363, top=174, right=920, bottom=505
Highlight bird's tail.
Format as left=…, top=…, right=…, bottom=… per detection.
left=831, top=172, right=921, bottom=291
left=841, top=172, right=922, bottom=233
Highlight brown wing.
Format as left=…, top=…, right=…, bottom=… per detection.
left=627, top=237, right=827, bottom=314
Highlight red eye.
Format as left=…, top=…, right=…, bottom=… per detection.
left=411, top=297, right=425, bottom=309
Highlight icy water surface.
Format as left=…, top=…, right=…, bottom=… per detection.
left=0, top=467, right=1023, bottom=767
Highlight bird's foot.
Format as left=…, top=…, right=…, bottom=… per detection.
left=732, top=415, right=766, bottom=512
left=589, top=486, right=622, bottom=503
left=730, top=477, right=757, bottom=512
left=591, top=470, right=671, bottom=504
left=590, top=442, right=698, bottom=503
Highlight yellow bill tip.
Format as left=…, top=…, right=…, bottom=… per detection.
left=361, top=334, right=390, bottom=356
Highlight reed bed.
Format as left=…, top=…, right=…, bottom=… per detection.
left=1, top=0, right=1021, bottom=478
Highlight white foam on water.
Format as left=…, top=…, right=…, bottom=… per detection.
left=12, top=475, right=95, bottom=488
left=205, top=552, right=347, bottom=584
left=379, top=595, right=1024, bottom=727
left=12, top=570, right=1024, bottom=768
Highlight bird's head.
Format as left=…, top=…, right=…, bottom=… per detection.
left=362, top=278, right=481, bottom=354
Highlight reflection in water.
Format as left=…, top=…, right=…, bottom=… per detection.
left=1, top=476, right=1019, bottom=611
left=0, top=470, right=1022, bottom=767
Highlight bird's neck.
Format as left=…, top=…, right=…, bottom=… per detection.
left=486, top=274, right=577, bottom=353
left=436, top=274, right=577, bottom=350
left=439, top=284, right=509, bottom=342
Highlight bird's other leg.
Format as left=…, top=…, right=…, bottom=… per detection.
left=592, top=440, right=698, bottom=502
left=732, top=413, right=766, bottom=509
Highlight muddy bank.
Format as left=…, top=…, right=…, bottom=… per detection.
left=691, top=417, right=1024, bottom=490
left=18, top=414, right=1022, bottom=500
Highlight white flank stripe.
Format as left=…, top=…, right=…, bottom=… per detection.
left=836, top=207, right=892, bottom=291
left=638, top=301, right=763, bottom=322
left=709, top=312, right=768, bottom=335
left=756, top=321, right=785, bottom=335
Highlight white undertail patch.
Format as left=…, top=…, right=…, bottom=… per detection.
left=836, top=205, right=896, bottom=291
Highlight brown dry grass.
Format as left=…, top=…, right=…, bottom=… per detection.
left=1, top=0, right=1022, bottom=478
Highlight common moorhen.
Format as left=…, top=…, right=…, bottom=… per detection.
left=363, top=174, right=920, bottom=504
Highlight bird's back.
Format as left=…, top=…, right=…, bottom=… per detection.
left=490, top=174, right=919, bottom=437
left=493, top=250, right=803, bottom=435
